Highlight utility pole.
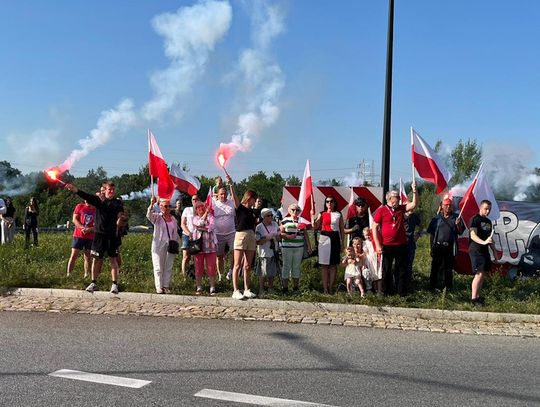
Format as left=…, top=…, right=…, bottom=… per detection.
left=381, top=0, right=394, bottom=201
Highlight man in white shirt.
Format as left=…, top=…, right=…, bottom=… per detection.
left=180, top=195, right=199, bottom=276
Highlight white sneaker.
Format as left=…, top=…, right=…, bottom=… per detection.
left=85, top=282, right=97, bottom=293
left=156, top=288, right=164, bottom=294
left=110, top=283, right=119, bottom=294
left=232, top=290, right=244, bottom=300
left=226, top=270, right=232, bottom=281
left=243, top=289, right=256, bottom=299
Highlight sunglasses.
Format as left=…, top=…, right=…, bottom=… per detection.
left=264, top=214, right=273, bottom=218
left=160, top=204, right=171, bottom=208
left=325, top=200, right=335, bottom=203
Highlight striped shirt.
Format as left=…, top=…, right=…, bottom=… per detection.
left=280, top=216, right=305, bottom=248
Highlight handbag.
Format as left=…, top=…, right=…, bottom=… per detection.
left=164, top=217, right=179, bottom=254
left=187, top=236, right=202, bottom=255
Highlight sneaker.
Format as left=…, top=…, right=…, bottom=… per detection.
left=226, top=270, right=232, bottom=281
left=210, top=287, right=216, bottom=296
left=243, top=289, right=256, bottom=299
left=110, top=283, right=119, bottom=294
left=163, top=287, right=172, bottom=294
left=85, top=282, right=97, bottom=293
left=232, top=290, right=244, bottom=300
left=196, top=287, right=203, bottom=296
left=156, top=288, right=164, bottom=294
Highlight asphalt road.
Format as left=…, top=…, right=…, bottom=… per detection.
left=1, top=311, right=539, bottom=406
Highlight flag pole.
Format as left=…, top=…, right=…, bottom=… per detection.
left=151, top=176, right=155, bottom=199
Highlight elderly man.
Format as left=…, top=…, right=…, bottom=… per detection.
left=427, top=198, right=464, bottom=291
left=344, top=197, right=370, bottom=245
left=372, top=185, right=418, bottom=296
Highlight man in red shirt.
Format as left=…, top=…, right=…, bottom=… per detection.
left=67, top=200, right=96, bottom=278
left=372, top=185, right=418, bottom=295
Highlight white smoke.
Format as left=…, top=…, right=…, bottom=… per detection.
left=59, top=99, right=138, bottom=172
left=32, top=0, right=232, bottom=173
left=343, top=172, right=364, bottom=187
left=121, top=185, right=181, bottom=202
left=221, top=0, right=286, bottom=154
left=142, top=0, right=232, bottom=121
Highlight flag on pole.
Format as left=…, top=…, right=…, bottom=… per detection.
left=346, top=187, right=356, bottom=220
left=170, top=164, right=201, bottom=196
left=205, top=186, right=214, bottom=215
left=297, top=159, right=313, bottom=223
left=399, top=178, right=408, bottom=204
left=148, top=129, right=174, bottom=199
left=458, top=163, right=500, bottom=227
left=411, top=127, right=452, bottom=194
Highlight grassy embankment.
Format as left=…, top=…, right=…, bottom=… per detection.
left=1, top=232, right=539, bottom=314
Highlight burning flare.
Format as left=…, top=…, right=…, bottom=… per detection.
left=45, top=167, right=66, bottom=185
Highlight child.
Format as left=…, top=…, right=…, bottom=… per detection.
left=342, top=237, right=366, bottom=297
left=362, top=227, right=382, bottom=294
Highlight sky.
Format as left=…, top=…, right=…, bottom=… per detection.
left=1, top=0, right=539, bottom=189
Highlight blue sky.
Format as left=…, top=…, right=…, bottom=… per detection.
left=1, top=0, right=539, bottom=187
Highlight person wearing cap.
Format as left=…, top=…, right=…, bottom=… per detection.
left=371, top=185, right=418, bottom=296
left=280, top=203, right=311, bottom=293
left=344, top=197, right=370, bottom=245
left=427, top=198, right=464, bottom=291
left=255, top=208, right=280, bottom=294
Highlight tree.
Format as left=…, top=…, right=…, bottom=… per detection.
left=450, top=139, right=482, bottom=185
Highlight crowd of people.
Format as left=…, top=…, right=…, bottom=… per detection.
left=0, top=177, right=498, bottom=305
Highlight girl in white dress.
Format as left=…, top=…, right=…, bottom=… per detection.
left=362, top=227, right=383, bottom=294
left=341, top=237, right=366, bottom=297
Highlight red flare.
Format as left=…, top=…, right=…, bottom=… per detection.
left=45, top=167, right=66, bottom=185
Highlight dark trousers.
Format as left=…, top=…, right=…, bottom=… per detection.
left=407, top=239, right=416, bottom=281
left=430, top=244, right=454, bottom=290
left=25, top=226, right=38, bottom=247
left=382, top=244, right=409, bottom=296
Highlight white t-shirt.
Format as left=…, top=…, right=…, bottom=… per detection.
left=181, top=207, right=194, bottom=235
left=255, top=221, right=279, bottom=258
left=213, top=198, right=236, bottom=235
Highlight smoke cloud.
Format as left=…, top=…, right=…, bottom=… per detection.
left=219, top=0, right=286, bottom=156
left=142, top=0, right=232, bottom=121
left=343, top=172, right=363, bottom=187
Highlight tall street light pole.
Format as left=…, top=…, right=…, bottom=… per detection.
left=381, top=0, right=394, bottom=201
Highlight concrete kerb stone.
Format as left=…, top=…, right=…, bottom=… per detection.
left=5, top=287, right=540, bottom=324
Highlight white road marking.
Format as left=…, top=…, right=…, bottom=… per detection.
left=49, top=369, right=151, bottom=388
left=194, top=389, right=337, bottom=406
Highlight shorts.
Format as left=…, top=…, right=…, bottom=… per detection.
left=72, top=237, right=92, bottom=251
left=216, top=232, right=236, bottom=256
left=91, top=234, right=121, bottom=259
left=256, top=257, right=278, bottom=278
left=234, top=230, right=257, bottom=251
left=469, top=251, right=492, bottom=273
left=181, top=234, right=190, bottom=250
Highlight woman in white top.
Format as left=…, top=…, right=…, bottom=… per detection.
left=147, top=197, right=179, bottom=294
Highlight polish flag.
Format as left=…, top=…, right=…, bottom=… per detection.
left=346, top=187, right=356, bottom=220
left=411, top=128, right=452, bottom=194
left=148, top=129, right=174, bottom=199
left=297, top=160, right=313, bottom=224
left=458, top=163, right=500, bottom=227
left=205, top=186, right=214, bottom=215
left=399, top=178, right=408, bottom=204
left=170, top=163, right=201, bottom=196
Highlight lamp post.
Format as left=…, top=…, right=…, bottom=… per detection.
left=381, top=0, right=394, bottom=201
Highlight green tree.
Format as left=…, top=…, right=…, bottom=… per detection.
left=450, top=139, right=482, bottom=185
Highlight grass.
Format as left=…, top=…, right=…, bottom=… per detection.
left=1, top=232, right=539, bottom=314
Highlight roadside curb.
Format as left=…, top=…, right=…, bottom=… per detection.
left=6, top=287, right=540, bottom=324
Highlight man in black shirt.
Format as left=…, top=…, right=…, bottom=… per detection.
left=344, top=197, right=370, bottom=245
left=66, top=181, right=126, bottom=294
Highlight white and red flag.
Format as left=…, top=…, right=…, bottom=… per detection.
left=148, top=129, right=174, bottom=199
left=411, top=127, right=452, bottom=194
left=399, top=178, right=408, bottom=204
left=170, top=163, right=201, bottom=196
left=458, top=162, right=500, bottom=227
left=205, top=186, right=214, bottom=215
left=297, top=159, right=313, bottom=224
left=346, top=187, right=356, bottom=220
